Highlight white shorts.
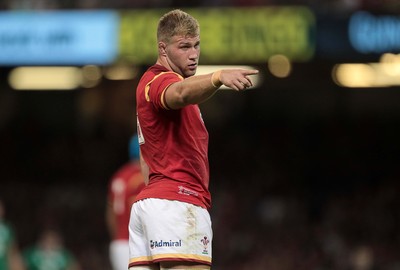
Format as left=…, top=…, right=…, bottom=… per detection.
left=110, top=240, right=129, bottom=270
left=128, top=198, right=212, bottom=267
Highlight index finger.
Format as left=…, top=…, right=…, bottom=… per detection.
left=243, top=69, right=259, bottom=76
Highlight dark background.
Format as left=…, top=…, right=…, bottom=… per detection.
left=1, top=0, right=400, bottom=269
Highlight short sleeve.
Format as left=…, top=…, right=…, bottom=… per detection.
left=146, top=71, right=183, bottom=110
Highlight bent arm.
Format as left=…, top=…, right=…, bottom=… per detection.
left=165, top=69, right=259, bottom=109
left=164, top=73, right=219, bottom=109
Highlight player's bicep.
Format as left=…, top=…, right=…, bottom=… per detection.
left=163, top=82, right=187, bottom=110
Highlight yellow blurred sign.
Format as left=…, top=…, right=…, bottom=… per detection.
left=119, top=7, right=315, bottom=64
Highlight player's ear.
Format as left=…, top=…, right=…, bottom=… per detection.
left=158, top=42, right=167, bottom=56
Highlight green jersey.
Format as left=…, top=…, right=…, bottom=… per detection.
left=24, top=246, right=74, bottom=270
left=0, top=221, right=15, bottom=270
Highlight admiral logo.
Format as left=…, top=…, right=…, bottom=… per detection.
left=150, top=240, right=182, bottom=249
left=178, top=186, right=199, bottom=197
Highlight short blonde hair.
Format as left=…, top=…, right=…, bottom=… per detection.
left=157, top=9, right=200, bottom=44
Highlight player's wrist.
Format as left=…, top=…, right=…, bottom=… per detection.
left=211, top=70, right=223, bottom=88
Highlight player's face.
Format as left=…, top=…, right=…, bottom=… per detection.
left=165, top=35, right=200, bottom=78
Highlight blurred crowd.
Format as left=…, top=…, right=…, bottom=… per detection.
left=1, top=76, right=400, bottom=269
left=2, top=118, right=400, bottom=270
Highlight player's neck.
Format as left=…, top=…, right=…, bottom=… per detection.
left=156, top=57, right=172, bottom=71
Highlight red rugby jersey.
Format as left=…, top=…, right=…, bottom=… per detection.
left=108, top=161, right=145, bottom=240
left=135, top=64, right=211, bottom=209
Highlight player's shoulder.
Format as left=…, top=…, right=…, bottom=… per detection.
left=147, top=65, right=182, bottom=80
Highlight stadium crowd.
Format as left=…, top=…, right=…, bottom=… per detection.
left=1, top=81, right=400, bottom=269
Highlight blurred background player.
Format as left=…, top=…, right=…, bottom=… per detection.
left=0, top=199, right=25, bottom=270
left=106, top=134, right=145, bottom=270
left=23, top=229, right=80, bottom=270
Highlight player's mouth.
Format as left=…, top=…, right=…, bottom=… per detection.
left=188, top=63, right=197, bottom=70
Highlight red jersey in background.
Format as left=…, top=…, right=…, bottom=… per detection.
left=108, top=161, right=145, bottom=240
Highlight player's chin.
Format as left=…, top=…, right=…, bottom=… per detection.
left=185, top=68, right=197, bottom=77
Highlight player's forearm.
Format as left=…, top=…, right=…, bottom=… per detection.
left=167, top=72, right=221, bottom=109
left=180, top=72, right=222, bottom=103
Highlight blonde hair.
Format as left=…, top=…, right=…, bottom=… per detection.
left=157, top=9, right=200, bottom=44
